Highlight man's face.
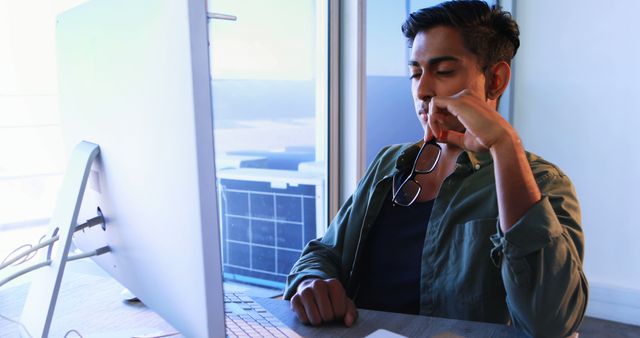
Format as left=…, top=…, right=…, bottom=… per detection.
left=409, top=26, right=488, bottom=135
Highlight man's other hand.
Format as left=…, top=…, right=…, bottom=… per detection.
left=290, top=278, right=358, bottom=327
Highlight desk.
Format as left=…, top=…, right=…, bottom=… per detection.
left=0, top=272, right=177, bottom=337
left=254, top=297, right=524, bottom=338
left=0, top=272, right=525, bottom=337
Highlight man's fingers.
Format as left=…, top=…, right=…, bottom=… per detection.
left=428, top=99, right=452, bottom=140
left=344, top=298, right=358, bottom=327
left=440, top=129, right=464, bottom=149
left=311, top=280, right=335, bottom=322
left=423, top=102, right=434, bottom=142
left=424, top=125, right=434, bottom=142
left=290, top=294, right=309, bottom=324
left=326, top=279, right=347, bottom=319
left=440, top=129, right=488, bottom=152
left=431, top=96, right=454, bottom=114
left=439, top=129, right=471, bottom=151
left=291, top=278, right=354, bottom=327
left=427, top=112, right=443, bottom=141
left=299, top=287, right=323, bottom=325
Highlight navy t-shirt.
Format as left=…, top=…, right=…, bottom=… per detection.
left=355, top=191, right=434, bottom=315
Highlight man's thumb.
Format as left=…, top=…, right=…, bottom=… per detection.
left=344, top=300, right=358, bottom=327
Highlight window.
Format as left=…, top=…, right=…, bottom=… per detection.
left=0, top=0, right=88, bottom=272
left=1, top=0, right=331, bottom=293
left=208, top=0, right=329, bottom=290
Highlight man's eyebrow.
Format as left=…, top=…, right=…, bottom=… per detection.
left=408, top=56, right=460, bottom=67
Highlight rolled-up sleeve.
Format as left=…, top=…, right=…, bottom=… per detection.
left=490, top=173, right=588, bottom=338
left=283, top=145, right=398, bottom=300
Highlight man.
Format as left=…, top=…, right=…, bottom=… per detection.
left=284, top=1, right=588, bottom=337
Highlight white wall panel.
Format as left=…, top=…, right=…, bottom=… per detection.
left=513, top=0, right=640, bottom=325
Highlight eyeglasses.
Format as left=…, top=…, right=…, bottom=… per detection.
left=392, top=139, right=442, bottom=206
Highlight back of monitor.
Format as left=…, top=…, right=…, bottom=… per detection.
left=28, top=0, right=225, bottom=337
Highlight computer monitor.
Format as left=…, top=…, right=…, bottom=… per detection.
left=26, top=0, right=225, bottom=336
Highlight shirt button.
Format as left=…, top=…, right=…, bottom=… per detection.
left=474, top=164, right=481, bottom=170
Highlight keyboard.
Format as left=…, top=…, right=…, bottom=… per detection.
left=224, top=293, right=301, bottom=338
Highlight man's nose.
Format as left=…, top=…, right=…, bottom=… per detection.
left=415, top=75, right=434, bottom=104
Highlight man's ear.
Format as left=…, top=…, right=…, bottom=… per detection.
left=485, top=61, right=511, bottom=100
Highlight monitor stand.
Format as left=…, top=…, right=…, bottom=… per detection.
left=20, top=141, right=100, bottom=338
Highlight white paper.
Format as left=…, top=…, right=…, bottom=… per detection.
left=365, top=328, right=409, bottom=338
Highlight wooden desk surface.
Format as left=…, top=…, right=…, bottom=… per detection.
left=254, top=298, right=524, bottom=338
left=0, top=271, right=525, bottom=338
left=0, top=272, right=177, bottom=337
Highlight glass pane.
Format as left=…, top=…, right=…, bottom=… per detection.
left=365, top=1, right=422, bottom=166
left=207, top=0, right=328, bottom=291
left=0, top=1, right=66, bottom=268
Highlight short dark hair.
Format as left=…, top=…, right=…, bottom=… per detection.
left=401, top=0, right=520, bottom=68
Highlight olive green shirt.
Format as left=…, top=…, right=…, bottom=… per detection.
left=284, top=141, right=588, bottom=338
